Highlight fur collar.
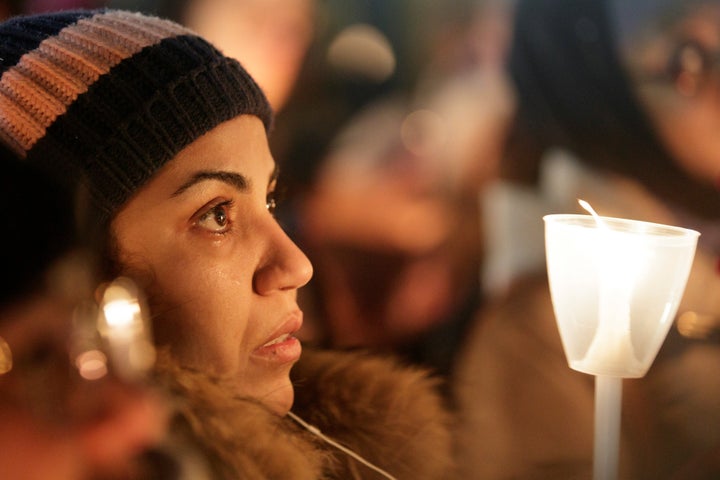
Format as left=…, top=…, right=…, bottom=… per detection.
left=154, top=348, right=454, bottom=479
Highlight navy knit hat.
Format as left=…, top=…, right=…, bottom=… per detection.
left=0, top=9, right=273, bottom=224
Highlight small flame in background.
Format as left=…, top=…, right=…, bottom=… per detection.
left=72, top=277, right=156, bottom=383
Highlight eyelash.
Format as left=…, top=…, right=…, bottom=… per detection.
left=196, top=200, right=234, bottom=234
left=267, top=179, right=288, bottom=216
left=195, top=191, right=279, bottom=234
left=266, top=192, right=278, bottom=215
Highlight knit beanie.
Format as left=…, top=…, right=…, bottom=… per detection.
left=0, top=9, right=273, bottom=225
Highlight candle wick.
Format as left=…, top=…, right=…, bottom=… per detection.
left=578, top=198, right=604, bottom=227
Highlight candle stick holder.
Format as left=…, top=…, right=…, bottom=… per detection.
left=543, top=213, right=699, bottom=480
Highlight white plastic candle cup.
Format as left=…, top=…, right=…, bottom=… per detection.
left=544, top=214, right=699, bottom=378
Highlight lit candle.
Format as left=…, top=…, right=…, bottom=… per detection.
left=544, top=204, right=699, bottom=480
left=574, top=200, right=643, bottom=375
left=544, top=204, right=697, bottom=378
left=97, top=277, right=155, bottom=382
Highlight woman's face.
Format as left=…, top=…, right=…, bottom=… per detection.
left=627, top=4, right=720, bottom=183
left=111, top=115, right=313, bottom=415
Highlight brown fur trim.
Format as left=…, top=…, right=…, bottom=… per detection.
left=151, top=348, right=454, bottom=479
left=153, top=349, right=332, bottom=479
left=291, top=348, right=455, bottom=479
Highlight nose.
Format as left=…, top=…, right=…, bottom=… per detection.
left=253, top=221, right=313, bottom=295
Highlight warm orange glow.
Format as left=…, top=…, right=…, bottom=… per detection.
left=75, top=349, right=108, bottom=381
left=0, top=337, right=11, bottom=375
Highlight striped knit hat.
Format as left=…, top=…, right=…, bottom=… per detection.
left=0, top=9, right=273, bottom=224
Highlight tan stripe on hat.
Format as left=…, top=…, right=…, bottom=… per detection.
left=0, top=10, right=192, bottom=156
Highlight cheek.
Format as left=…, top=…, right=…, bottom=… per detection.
left=131, top=250, right=256, bottom=375
left=636, top=84, right=720, bottom=182
left=666, top=107, right=720, bottom=181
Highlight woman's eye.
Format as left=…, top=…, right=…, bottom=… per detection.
left=197, top=202, right=232, bottom=233
left=266, top=193, right=278, bottom=214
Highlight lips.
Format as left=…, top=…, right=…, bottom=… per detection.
left=262, top=333, right=291, bottom=347
left=251, top=312, right=303, bottom=364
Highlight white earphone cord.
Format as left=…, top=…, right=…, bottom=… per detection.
left=287, top=411, right=398, bottom=480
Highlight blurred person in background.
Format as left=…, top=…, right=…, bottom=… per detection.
left=106, top=0, right=316, bottom=112
left=453, top=0, right=720, bottom=478
left=0, top=144, right=168, bottom=479
left=273, top=0, right=514, bottom=390
left=288, top=94, right=484, bottom=380
left=0, top=8, right=453, bottom=478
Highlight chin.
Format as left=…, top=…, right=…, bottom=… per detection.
left=267, top=384, right=295, bottom=416
left=238, top=365, right=296, bottom=415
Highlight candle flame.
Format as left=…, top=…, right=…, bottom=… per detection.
left=103, top=299, right=141, bottom=329
left=96, top=277, right=156, bottom=381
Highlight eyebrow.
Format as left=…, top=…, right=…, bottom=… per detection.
left=172, top=170, right=250, bottom=197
